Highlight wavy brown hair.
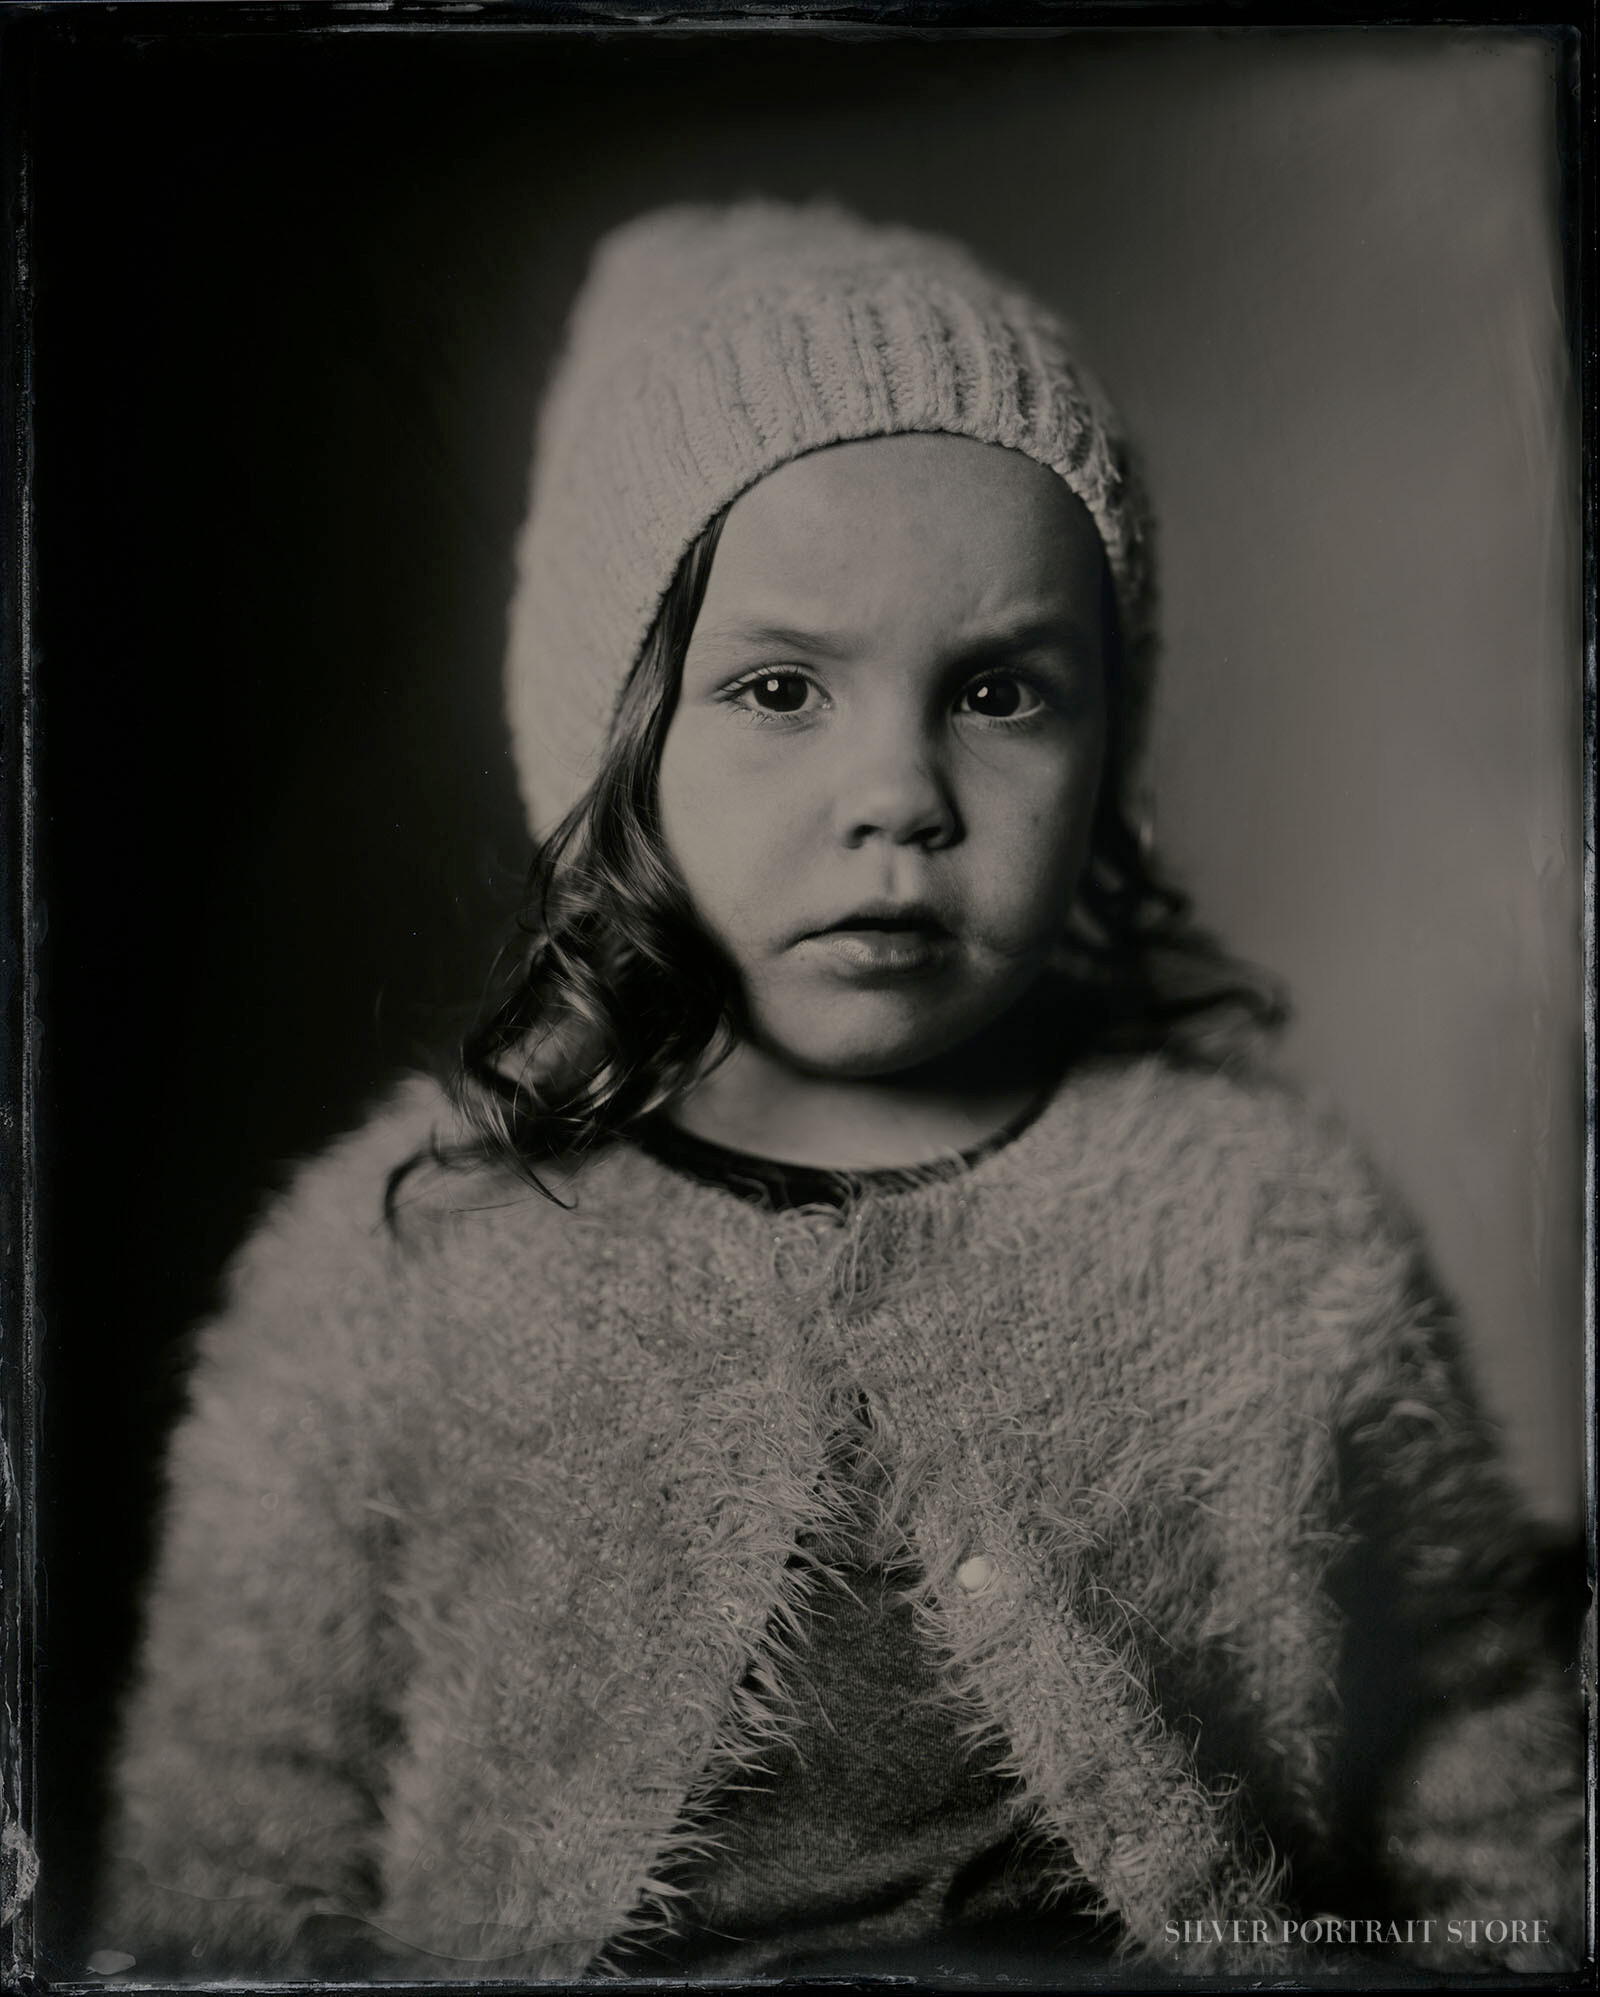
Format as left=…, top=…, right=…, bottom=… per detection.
left=390, top=504, right=1283, bottom=1211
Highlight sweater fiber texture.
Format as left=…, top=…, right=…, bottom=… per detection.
left=99, top=1057, right=1583, bottom=1980
left=570, top=1118, right=1101, bottom=1979
left=504, top=201, right=1152, bottom=836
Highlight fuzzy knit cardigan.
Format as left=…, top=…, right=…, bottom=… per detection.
left=99, top=1057, right=1583, bottom=1981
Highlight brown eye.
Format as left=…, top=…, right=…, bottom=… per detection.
left=959, top=673, right=1036, bottom=719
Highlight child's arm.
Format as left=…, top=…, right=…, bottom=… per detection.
left=1329, top=1232, right=1586, bottom=1971
left=93, top=1089, right=435, bottom=1978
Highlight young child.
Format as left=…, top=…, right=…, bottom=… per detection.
left=97, top=203, right=1582, bottom=1983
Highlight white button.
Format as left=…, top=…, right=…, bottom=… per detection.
left=956, top=1554, right=998, bottom=1594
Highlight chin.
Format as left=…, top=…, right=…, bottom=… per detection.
left=777, top=1041, right=938, bottom=1083
left=751, top=992, right=1006, bottom=1082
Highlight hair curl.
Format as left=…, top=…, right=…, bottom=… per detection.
left=390, top=504, right=1283, bottom=1213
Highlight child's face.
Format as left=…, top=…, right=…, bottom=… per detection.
left=658, top=434, right=1108, bottom=1081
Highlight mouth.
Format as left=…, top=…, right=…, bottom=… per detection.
left=799, top=905, right=955, bottom=977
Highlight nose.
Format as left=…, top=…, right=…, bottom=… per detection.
left=834, top=721, right=961, bottom=851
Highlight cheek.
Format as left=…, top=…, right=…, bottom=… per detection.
left=966, top=741, right=1102, bottom=928
left=657, top=728, right=800, bottom=935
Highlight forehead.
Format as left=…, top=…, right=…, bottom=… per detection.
left=700, top=435, right=1107, bottom=639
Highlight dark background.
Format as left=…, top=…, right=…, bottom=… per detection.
left=10, top=14, right=1584, bottom=1970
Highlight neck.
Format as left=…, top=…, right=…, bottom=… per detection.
left=667, top=1011, right=1061, bottom=1172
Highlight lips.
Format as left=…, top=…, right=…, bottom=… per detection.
left=799, top=904, right=954, bottom=977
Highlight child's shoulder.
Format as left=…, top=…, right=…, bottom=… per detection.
left=214, top=1072, right=684, bottom=1323
left=224, top=1070, right=462, bottom=1276
left=166, top=1077, right=465, bottom=1449
left=1048, top=1050, right=1366, bottom=1168
left=187, top=1074, right=456, bottom=1358
left=1029, top=1052, right=1411, bottom=1256
left=1008, top=1055, right=1435, bottom=1393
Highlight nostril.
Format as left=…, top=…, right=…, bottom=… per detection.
left=840, top=771, right=961, bottom=850
left=845, top=815, right=959, bottom=852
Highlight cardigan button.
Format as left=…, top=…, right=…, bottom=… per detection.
left=956, top=1554, right=999, bottom=1594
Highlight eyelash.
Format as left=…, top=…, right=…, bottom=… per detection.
left=720, top=667, right=1054, bottom=728
left=722, top=669, right=825, bottom=724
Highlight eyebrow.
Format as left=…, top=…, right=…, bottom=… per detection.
left=688, top=613, right=1096, bottom=666
left=947, top=616, right=1099, bottom=665
left=688, top=621, right=859, bottom=662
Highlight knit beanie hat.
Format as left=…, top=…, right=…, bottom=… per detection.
left=506, top=200, right=1152, bottom=837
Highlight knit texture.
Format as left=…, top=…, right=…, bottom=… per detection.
left=505, top=201, right=1152, bottom=835
left=97, top=1059, right=1584, bottom=1980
